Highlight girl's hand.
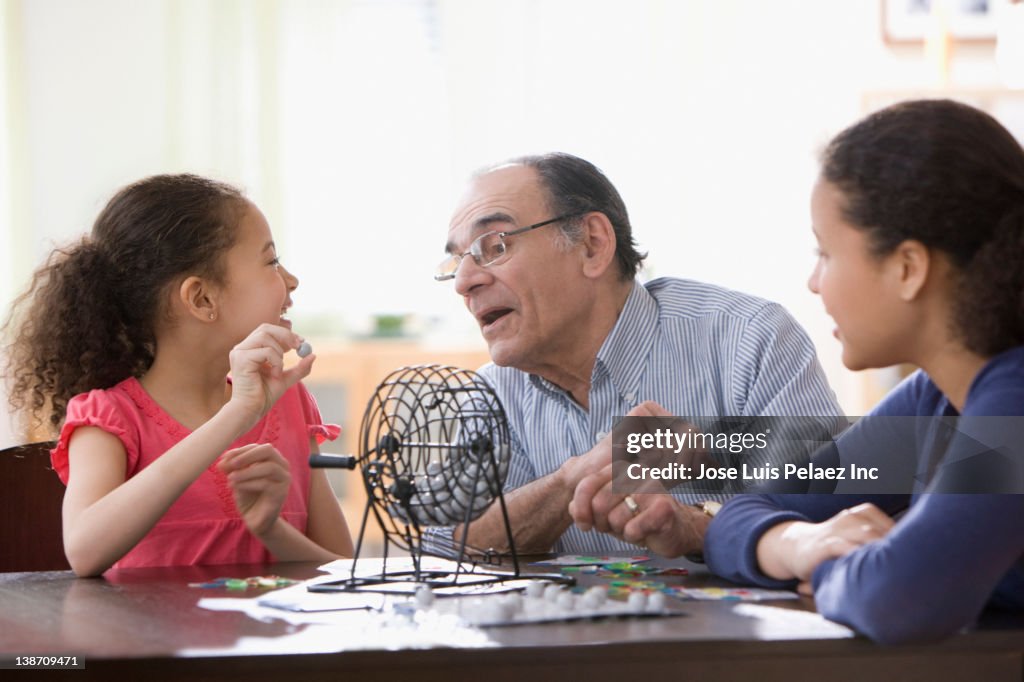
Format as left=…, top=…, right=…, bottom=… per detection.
left=218, top=443, right=292, bottom=537
left=757, top=502, right=896, bottom=582
left=227, top=323, right=314, bottom=425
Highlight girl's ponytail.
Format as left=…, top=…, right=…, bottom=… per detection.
left=3, top=238, right=145, bottom=434
left=954, top=202, right=1024, bottom=357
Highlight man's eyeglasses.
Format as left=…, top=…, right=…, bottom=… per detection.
left=434, top=213, right=583, bottom=282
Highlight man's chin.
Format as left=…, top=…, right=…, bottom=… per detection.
left=484, top=340, right=520, bottom=368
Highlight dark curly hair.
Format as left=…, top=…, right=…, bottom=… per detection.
left=503, top=152, right=647, bottom=280
left=2, top=174, right=246, bottom=435
left=821, top=99, right=1024, bottom=357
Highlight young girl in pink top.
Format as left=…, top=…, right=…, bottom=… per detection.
left=3, top=174, right=353, bottom=575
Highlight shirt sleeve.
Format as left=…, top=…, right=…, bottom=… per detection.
left=296, top=383, right=341, bottom=444
left=808, top=374, right=1024, bottom=643
left=708, top=370, right=1024, bottom=643
left=500, top=425, right=535, bottom=492
left=811, top=494, right=1024, bottom=644
left=50, top=389, right=138, bottom=485
left=421, top=525, right=459, bottom=559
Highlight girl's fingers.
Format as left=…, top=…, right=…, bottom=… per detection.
left=230, top=479, right=286, bottom=494
left=234, top=323, right=301, bottom=353
left=217, top=443, right=262, bottom=470
left=220, top=445, right=288, bottom=475
left=830, top=507, right=893, bottom=545
left=822, top=535, right=861, bottom=560
left=231, top=347, right=284, bottom=373
left=229, top=324, right=307, bottom=375
left=279, top=353, right=315, bottom=387
left=842, top=502, right=894, bottom=529
left=226, top=447, right=288, bottom=471
left=227, top=461, right=288, bottom=484
left=222, top=443, right=274, bottom=464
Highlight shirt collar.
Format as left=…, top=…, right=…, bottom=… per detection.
left=527, top=279, right=659, bottom=402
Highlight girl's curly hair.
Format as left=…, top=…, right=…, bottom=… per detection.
left=2, top=174, right=245, bottom=436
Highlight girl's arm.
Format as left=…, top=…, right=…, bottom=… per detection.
left=704, top=493, right=907, bottom=588
left=62, top=401, right=255, bottom=576
left=708, top=492, right=1024, bottom=643
left=755, top=501, right=895, bottom=582
left=810, top=494, right=1024, bottom=644
left=62, top=324, right=312, bottom=577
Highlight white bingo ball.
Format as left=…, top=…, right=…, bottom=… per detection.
left=525, top=581, right=545, bottom=599
left=415, top=585, right=435, bottom=608
left=648, top=591, right=667, bottom=611
left=627, top=591, right=648, bottom=610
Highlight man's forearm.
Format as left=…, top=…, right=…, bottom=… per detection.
left=455, top=469, right=573, bottom=554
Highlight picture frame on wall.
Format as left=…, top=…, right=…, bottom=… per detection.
left=881, top=0, right=999, bottom=43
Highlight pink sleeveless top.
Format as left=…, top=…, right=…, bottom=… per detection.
left=51, top=378, right=340, bottom=569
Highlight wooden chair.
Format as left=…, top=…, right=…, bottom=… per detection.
left=0, top=441, right=70, bottom=572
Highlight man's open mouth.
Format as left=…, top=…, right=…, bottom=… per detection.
left=480, top=308, right=512, bottom=326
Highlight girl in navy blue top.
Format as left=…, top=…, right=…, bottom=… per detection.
left=704, top=99, right=1024, bottom=644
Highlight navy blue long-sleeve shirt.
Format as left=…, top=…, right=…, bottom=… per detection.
left=704, top=346, right=1024, bottom=644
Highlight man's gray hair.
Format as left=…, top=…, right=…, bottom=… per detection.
left=488, top=152, right=646, bottom=280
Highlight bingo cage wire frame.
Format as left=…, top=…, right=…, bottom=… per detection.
left=308, top=364, right=571, bottom=594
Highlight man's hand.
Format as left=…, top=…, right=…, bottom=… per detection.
left=569, top=461, right=708, bottom=557
left=218, top=443, right=292, bottom=537
left=567, top=400, right=712, bottom=557
left=559, top=400, right=680, bottom=492
left=455, top=401, right=683, bottom=555
left=756, top=502, right=896, bottom=582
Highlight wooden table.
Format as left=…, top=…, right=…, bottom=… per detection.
left=1, top=558, right=1022, bottom=681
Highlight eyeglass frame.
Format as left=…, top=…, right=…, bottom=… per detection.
left=434, top=212, right=585, bottom=282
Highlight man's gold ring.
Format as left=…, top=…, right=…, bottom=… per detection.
left=623, top=495, right=640, bottom=516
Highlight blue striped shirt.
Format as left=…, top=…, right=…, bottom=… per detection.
left=429, top=277, right=842, bottom=555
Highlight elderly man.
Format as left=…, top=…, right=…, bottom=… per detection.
left=430, top=152, right=840, bottom=556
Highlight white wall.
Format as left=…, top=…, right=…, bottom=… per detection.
left=0, top=0, right=1013, bottom=446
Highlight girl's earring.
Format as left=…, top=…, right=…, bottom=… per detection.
left=209, top=313, right=216, bottom=321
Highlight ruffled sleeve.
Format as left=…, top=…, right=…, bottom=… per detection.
left=51, top=387, right=138, bottom=484
left=296, top=383, right=341, bottom=444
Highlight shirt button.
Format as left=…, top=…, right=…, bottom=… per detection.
left=623, top=392, right=636, bottom=403
left=596, top=431, right=607, bottom=442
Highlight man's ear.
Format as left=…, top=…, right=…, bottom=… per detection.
left=178, top=275, right=219, bottom=322
left=579, top=212, right=618, bottom=279
left=891, top=239, right=930, bottom=302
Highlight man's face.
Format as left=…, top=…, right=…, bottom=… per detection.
left=445, top=165, right=592, bottom=372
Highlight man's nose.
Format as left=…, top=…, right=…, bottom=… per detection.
left=453, top=255, right=489, bottom=296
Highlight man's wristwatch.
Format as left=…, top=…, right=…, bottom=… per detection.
left=684, top=501, right=721, bottom=563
